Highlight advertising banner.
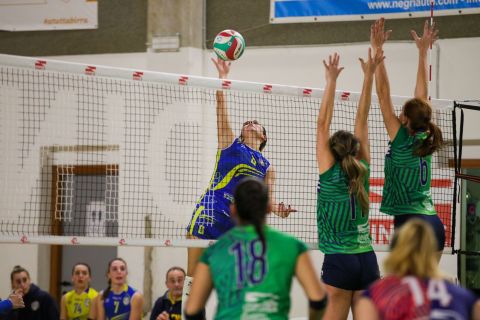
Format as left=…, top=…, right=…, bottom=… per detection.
left=270, top=0, right=480, bottom=23
left=0, top=0, right=97, bottom=31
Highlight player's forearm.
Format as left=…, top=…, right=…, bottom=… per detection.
left=375, top=62, right=395, bottom=117
left=414, top=50, right=428, bottom=100
left=216, top=90, right=234, bottom=145
left=317, top=80, right=336, bottom=132
left=356, top=73, right=374, bottom=125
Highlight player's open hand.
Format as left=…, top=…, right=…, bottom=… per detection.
left=411, top=20, right=439, bottom=52
left=370, top=18, right=392, bottom=51
left=359, top=47, right=385, bottom=75
left=323, top=53, right=344, bottom=83
left=211, top=57, right=231, bottom=79
left=272, top=202, right=297, bottom=218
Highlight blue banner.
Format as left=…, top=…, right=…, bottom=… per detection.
left=270, top=0, right=480, bottom=23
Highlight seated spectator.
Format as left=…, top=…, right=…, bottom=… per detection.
left=150, top=267, right=185, bottom=320
left=2, top=265, right=58, bottom=320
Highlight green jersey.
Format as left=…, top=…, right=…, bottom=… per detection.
left=316, top=160, right=373, bottom=254
left=200, top=225, right=307, bottom=320
left=380, top=125, right=436, bottom=216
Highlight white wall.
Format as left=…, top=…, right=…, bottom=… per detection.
left=0, top=37, right=478, bottom=318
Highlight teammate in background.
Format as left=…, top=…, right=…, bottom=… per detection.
left=150, top=267, right=185, bottom=320
left=371, top=18, right=445, bottom=257
left=97, top=258, right=144, bottom=320
left=316, top=49, right=384, bottom=320
left=185, top=178, right=327, bottom=320
left=60, top=262, right=98, bottom=320
left=355, top=219, right=480, bottom=319
left=0, top=290, right=24, bottom=314
left=184, top=57, right=296, bottom=306
left=3, top=265, right=58, bottom=320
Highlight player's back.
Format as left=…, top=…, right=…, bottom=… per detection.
left=201, top=225, right=307, bottom=320
left=365, top=275, right=478, bottom=319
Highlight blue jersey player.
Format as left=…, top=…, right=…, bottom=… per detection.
left=98, top=258, right=144, bottom=320
left=184, top=58, right=297, bottom=305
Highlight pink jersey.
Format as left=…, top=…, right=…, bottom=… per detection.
left=364, top=275, right=478, bottom=320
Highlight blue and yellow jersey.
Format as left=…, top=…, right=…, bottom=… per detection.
left=194, top=138, right=270, bottom=217
left=65, top=287, right=98, bottom=320
left=103, top=285, right=136, bottom=320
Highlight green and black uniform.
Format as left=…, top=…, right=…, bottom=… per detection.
left=200, top=225, right=307, bottom=320
left=381, top=125, right=445, bottom=250
left=317, top=159, right=379, bottom=291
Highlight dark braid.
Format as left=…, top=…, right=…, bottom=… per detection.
left=233, top=177, right=269, bottom=249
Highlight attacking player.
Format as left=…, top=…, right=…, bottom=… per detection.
left=184, top=58, right=296, bottom=307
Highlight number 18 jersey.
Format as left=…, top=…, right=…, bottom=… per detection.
left=200, top=225, right=307, bottom=320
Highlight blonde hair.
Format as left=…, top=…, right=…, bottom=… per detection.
left=384, top=219, right=440, bottom=278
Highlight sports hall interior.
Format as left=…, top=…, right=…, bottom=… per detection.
left=0, top=1, right=479, bottom=318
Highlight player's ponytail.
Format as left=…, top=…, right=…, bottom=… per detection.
left=329, top=130, right=369, bottom=215
left=403, top=98, right=444, bottom=157
left=234, top=177, right=269, bottom=250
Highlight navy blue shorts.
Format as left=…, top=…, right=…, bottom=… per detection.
left=393, top=214, right=446, bottom=251
left=186, top=203, right=234, bottom=240
left=321, top=251, right=380, bottom=291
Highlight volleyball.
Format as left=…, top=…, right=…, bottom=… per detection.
left=213, top=29, right=245, bottom=61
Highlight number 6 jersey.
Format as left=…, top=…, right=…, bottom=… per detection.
left=381, top=125, right=436, bottom=216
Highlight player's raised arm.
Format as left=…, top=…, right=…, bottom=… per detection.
left=212, top=57, right=235, bottom=149
left=411, top=20, right=439, bottom=100
left=316, top=53, right=344, bottom=173
left=355, top=47, right=385, bottom=164
left=371, top=18, right=400, bottom=141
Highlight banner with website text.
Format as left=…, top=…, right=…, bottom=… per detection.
left=0, top=0, right=97, bottom=31
left=270, top=0, right=480, bottom=23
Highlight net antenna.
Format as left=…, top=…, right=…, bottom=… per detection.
left=0, top=54, right=456, bottom=251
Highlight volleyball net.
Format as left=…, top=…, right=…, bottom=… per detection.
left=0, top=54, right=456, bottom=250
